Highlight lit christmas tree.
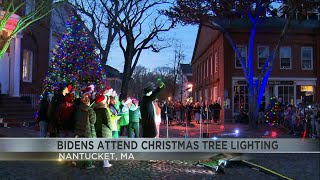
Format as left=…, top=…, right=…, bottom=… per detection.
left=264, top=97, right=282, bottom=126
left=42, top=12, right=106, bottom=93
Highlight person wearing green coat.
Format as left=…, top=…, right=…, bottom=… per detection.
left=74, top=95, right=96, bottom=169
left=128, top=98, right=141, bottom=138
left=109, top=95, right=120, bottom=138
left=94, top=94, right=112, bottom=168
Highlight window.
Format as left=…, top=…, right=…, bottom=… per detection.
left=215, top=52, right=218, bottom=73
left=235, top=45, right=247, bottom=68
left=233, top=85, right=248, bottom=113
left=22, top=50, right=33, bottom=82
left=213, top=87, right=217, bottom=102
left=25, top=0, right=35, bottom=15
left=280, top=47, right=291, bottom=69
left=258, top=46, right=269, bottom=68
left=202, top=62, right=205, bottom=80
left=278, top=86, right=294, bottom=104
left=301, top=47, right=313, bottom=70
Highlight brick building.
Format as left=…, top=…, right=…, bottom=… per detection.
left=192, top=17, right=320, bottom=122
left=0, top=0, right=51, bottom=98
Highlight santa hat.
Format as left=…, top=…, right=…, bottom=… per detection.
left=81, top=87, right=92, bottom=97
left=124, top=98, right=132, bottom=105
left=95, top=94, right=106, bottom=103
left=65, top=93, right=74, bottom=103
left=67, top=85, right=72, bottom=93
left=103, top=86, right=113, bottom=96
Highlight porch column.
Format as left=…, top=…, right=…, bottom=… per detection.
left=9, top=38, right=15, bottom=96
left=12, top=34, right=22, bottom=97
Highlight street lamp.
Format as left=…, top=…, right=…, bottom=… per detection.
left=168, top=97, right=171, bottom=101
left=187, top=84, right=193, bottom=92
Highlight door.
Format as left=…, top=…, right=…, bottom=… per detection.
left=0, top=53, right=10, bottom=94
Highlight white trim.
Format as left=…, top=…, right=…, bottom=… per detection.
left=213, top=87, right=217, bottom=102
left=210, top=54, right=213, bottom=75
left=280, top=46, right=291, bottom=69
left=301, top=47, right=313, bottom=70
left=235, top=45, right=247, bottom=69
left=257, top=45, right=269, bottom=69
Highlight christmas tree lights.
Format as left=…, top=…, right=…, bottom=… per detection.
left=264, top=97, right=282, bottom=126
left=42, top=12, right=107, bottom=94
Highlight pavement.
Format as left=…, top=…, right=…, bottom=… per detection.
left=0, top=121, right=319, bottom=180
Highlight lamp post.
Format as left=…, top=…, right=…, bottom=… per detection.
left=184, top=84, right=193, bottom=138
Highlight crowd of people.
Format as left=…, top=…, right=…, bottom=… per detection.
left=37, top=80, right=166, bottom=169
left=160, top=101, right=222, bottom=124
left=279, top=104, right=320, bottom=138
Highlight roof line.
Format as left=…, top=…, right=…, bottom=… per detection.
left=191, top=24, right=201, bottom=64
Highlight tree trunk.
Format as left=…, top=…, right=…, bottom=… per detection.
left=120, top=57, right=132, bottom=101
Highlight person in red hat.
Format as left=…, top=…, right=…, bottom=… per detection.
left=93, top=94, right=112, bottom=168
left=56, top=93, right=75, bottom=137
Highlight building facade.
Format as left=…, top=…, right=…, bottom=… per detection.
left=0, top=0, right=51, bottom=100
left=192, top=17, right=320, bottom=122
left=176, top=63, right=193, bottom=102
left=105, top=65, right=122, bottom=93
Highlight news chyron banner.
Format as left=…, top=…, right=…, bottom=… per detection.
left=0, top=138, right=319, bottom=161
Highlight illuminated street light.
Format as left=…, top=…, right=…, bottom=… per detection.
left=187, top=84, right=193, bottom=92
left=168, top=97, right=171, bottom=101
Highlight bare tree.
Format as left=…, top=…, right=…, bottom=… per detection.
left=128, top=65, right=150, bottom=99
left=69, top=0, right=129, bottom=67
left=0, top=0, right=63, bottom=59
left=166, top=0, right=320, bottom=129
left=171, top=40, right=185, bottom=101
left=106, top=0, right=176, bottom=100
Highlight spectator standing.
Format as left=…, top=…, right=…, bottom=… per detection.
left=74, top=95, right=96, bottom=169
left=128, top=98, right=141, bottom=138
left=194, top=102, right=201, bottom=124
left=38, top=93, right=50, bottom=137
left=212, top=101, right=222, bottom=123
left=56, top=93, right=75, bottom=137
left=94, top=94, right=112, bottom=168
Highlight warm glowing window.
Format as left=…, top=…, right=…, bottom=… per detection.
left=300, top=86, right=313, bottom=92
left=22, top=49, right=33, bottom=82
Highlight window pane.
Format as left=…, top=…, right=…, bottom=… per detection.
left=258, top=47, right=269, bottom=58
left=281, top=58, right=291, bottom=68
left=22, top=50, right=33, bottom=82
left=280, top=47, right=290, bottom=58
left=302, top=48, right=312, bottom=59
left=302, top=60, right=311, bottom=69
left=236, top=46, right=246, bottom=68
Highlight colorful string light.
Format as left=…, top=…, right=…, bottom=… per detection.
left=42, top=12, right=107, bottom=93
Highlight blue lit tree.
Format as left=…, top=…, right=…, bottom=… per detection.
left=165, top=0, right=320, bottom=129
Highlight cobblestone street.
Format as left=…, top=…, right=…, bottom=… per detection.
left=0, top=122, right=319, bottom=179
left=0, top=153, right=319, bottom=180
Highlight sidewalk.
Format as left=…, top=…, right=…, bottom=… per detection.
left=0, top=121, right=291, bottom=138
